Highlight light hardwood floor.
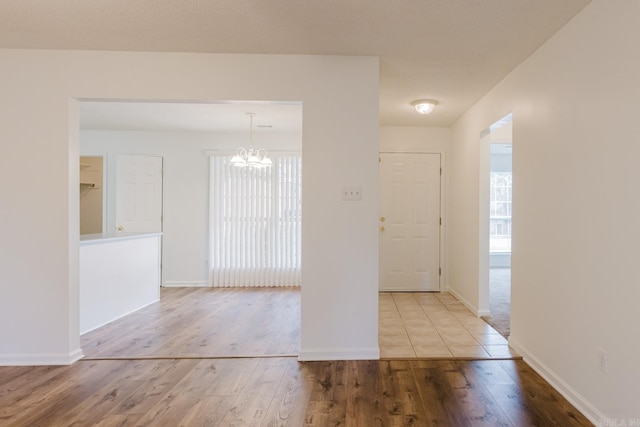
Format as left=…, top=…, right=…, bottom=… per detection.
left=82, top=287, right=300, bottom=359
left=0, top=287, right=593, bottom=426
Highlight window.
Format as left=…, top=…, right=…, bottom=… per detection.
left=490, top=171, right=512, bottom=253
left=209, top=154, right=302, bottom=287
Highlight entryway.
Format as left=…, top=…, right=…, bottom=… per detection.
left=479, top=114, right=513, bottom=338
left=378, top=291, right=519, bottom=359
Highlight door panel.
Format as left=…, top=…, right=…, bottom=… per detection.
left=379, top=153, right=441, bottom=291
left=116, top=155, right=163, bottom=233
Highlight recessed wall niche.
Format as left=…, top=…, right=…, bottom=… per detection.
left=80, top=156, right=103, bottom=234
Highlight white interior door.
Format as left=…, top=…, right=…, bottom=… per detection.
left=116, top=155, right=163, bottom=233
left=379, top=153, right=441, bottom=291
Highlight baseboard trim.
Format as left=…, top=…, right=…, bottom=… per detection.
left=508, top=337, right=605, bottom=425
left=298, top=347, right=380, bottom=361
left=447, top=288, right=489, bottom=317
left=0, top=348, right=85, bottom=366
left=163, top=281, right=210, bottom=287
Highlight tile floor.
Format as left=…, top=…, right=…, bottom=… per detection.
left=379, top=291, right=520, bottom=359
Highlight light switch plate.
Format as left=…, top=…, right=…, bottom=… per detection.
left=342, top=186, right=362, bottom=201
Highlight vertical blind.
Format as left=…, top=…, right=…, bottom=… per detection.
left=209, top=154, right=302, bottom=287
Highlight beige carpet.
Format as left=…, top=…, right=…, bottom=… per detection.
left=481, top=268, right=511, bottom=338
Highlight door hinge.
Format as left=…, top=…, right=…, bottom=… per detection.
left=439, top=268, right=442, bottom=276
left=439, top=217, right=442, bottom=225
left=440, top=167, right=442, bottom=175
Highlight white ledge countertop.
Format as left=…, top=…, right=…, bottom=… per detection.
left=80, top=231, right=163, bottom=245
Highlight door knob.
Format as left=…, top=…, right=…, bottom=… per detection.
left=380, top=226, right=385, bottom=231
left=380, top=217, right=386, bottom=222
left=117, top=225, right=124, bottom=231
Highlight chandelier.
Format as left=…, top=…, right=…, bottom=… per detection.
left=229, top=113, right=273, bottom=168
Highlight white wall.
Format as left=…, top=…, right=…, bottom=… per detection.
left=448, top=0, right=639, bottom=421
left=80, top=234, right=161, bottom=334
left=81, top=129, right=301, bottom=287
left=380, top=126, right=449, bottom=153
left=0, top=51, right=379, bottom=364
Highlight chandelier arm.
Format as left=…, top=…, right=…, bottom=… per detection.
left=228, top=113, right=273, bottom=168
left=249, top=113, right=254, bottom=147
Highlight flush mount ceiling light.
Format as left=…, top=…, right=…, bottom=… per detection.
left=411, top=99, right=438, bottom=115
left=229, top=113, right=273, bottom=168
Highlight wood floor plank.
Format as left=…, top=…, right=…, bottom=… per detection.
left=0, top=289, right=593, bottom=426
left=0, top=365, right=48, bottom=385
left=60, top=358, right=207, bottom=426
left=176, top=395, right=238, bottom=427
left=345, top=360, right=385, bottom=426
left=90, top=414, right=144, bottom=427
left=491, top=360, right=592, bottom=426
left=113, top=359, right=200, bottom=416
left=261, top=358, right=310, bottom=427
left=378, top=360, right=429, bottom=426
left=0, top=365, right=69, bottom=406
left=265, top=308, right=301, bottom=355
left=203, top=358, right=259, bottom=396
left=132, top=359, right=234, bottom=426
left=0, top=359, right=593, bottom=427
left=410, top=360, right=475, bottom=426
left=82, top=287, right=301, bottom=359
left=0, top=404, right=36, bottom=424
left=461, top=359, right=517, bottom=386
left=447, top=361, right=514, bottom=426
left=451, top=382, right=513, bottom=426
left=303, top=360, right=348, bottom=426
left=47, top=363, right=155, bottom=426
left=3, top=361, right=138, bottom=426
left=218, top=357, right=290, bottom=426
left=485, top=383, right=546, bottom=427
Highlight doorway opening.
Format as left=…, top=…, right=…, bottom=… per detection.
left=479, top=114, right=512, bottom=338
left=78, top=100, right=303, bottom=358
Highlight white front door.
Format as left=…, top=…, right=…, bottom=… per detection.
left=115, top=155, right=163, bottom=233
left=379, top=153, right=441, bottom=291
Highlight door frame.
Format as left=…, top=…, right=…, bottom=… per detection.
left=478, top=130, right=492, bottom=315
left=478, top=113, right=513, bottom=316
left=379, top=149, right=446, bottom=292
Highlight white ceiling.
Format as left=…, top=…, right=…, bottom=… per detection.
left=2, top=0, right=590, bottom=130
